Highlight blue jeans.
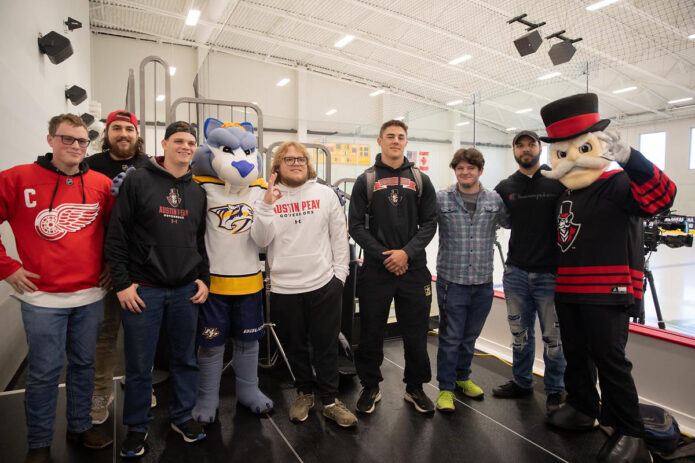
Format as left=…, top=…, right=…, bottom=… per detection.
left=21, top=300, right=104, bottom=449
left=436, top=279, right=493, bottom=391
left=503, top=265, right=566, bottom=394
left=121, top=283, right=199, bottom=432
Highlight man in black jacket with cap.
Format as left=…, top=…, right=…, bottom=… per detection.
left=106, top=121, right=210, bottom=458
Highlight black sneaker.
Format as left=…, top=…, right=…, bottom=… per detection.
left=404, top=387, right=434, bottom=414
left=546, top=392, right=565, bottom=414
left=355, top=386, right=381, bottom=414
left=492, top=380, right=533, bottom=398
left=171, top=419, right=206, bottom=443
left=24, top=446, right=50, bottom=463
left=120, top=431, right=147, bottom=458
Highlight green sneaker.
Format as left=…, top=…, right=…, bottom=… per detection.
left=322, top=399, right=358, bottom=427
left=436, top=390, right=455, bottom=413
left=289, top=392, right=315, bottom=423
left=456, top=380, right=484, bottom=400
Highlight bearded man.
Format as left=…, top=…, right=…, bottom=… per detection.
left=85, top=110, right=150, bottom=425
left=540, top=93, right=676, bottom=463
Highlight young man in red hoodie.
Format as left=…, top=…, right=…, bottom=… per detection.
left=0, top=114, right=114, bottom=463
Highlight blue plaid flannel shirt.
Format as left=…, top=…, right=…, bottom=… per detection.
left=436, top=184, right=509, bottom=285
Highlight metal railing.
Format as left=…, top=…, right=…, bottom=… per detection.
left=138, top=56, right=171, bottom=155
left=265, top=142, right=331, bottom=184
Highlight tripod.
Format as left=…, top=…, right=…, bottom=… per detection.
left=635, top=256, right=666, bottom=330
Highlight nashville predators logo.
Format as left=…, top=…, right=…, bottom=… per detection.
left=201, top=327, right=220, bottom=340
left=209, top=203, right=253, bottom=234
left=34, top=202, right=100, bottom=241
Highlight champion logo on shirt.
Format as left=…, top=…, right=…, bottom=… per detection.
left=34, top=202, right=100, bottom=241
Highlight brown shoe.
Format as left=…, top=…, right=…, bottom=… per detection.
left=25, top=447, right=51, bottom=463
left=66, top=426, right=113, bottom=449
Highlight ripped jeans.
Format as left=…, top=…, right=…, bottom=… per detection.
left=502, top=265, right=566, bottom=394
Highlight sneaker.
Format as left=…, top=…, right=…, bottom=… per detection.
left=90, top=394, right=114, bottom=425
left=289, top=392, right=315, bottom=423
left=456, top=380, right=485, bottom=400
left=322, top=399, right=358, bottom=427
left=120, top=431, right=147, bottom=458
left=546, top=392, right=565, bottom=415
left=151, top=390, right=157, bottom=409
left=436, top=390, right=455, bottom=413
left=66, top=426, right=113, bottom=449
left=355, top=386, right=381, bottom=414
left=171, top=419, right=206, bottom=443
left=404, top=387, right=435, bottom=414
left=492, top=380, right=533, bottom=398
left=24, top=446, right=50, bottom=463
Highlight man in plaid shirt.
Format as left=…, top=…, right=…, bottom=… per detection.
left=434, top=148, right=509, bottom=413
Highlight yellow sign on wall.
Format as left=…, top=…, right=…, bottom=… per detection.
left=326, top=143, right=371, bottom=165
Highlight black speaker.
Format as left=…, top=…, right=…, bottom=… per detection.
left=38, top=31, right=73, bottom=65
left=80, top=113, right=95, bottom=126
left=549, top=41, right=577, bottom=65
left=65, top=85, right=87, bottom=106
left=513, top=30, right=542, bottom=57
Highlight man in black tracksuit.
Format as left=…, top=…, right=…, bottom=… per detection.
left=105, top=121, right=210, bottom=458
left=349, top=119, right=438, bottom=415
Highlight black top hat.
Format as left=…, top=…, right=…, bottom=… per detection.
left=539, top=93, right=610, bottom=142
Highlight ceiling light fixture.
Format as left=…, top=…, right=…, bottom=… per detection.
left=586, top=0, right=621, bottom=11
left=448, top=55, right=472, bottom=65
left=516, top=108, right=533, bottom=114
left=169, top=66, right=176, bottom=76
left=276, top=78, right=290, bottom=87
left=667, top=97, right=693, bottom=104
left=506, top=127, right=517, bottom=131
left=370, top=89, right=386, bottom=97
left=334, top=34, right=355, bottom=48
left=156, top=94, right=165, bottom=102
left=688, top=33, right=695, bottom=40
left=456, top=121, right=470, bottom=126
left=446, top=99, right=463, bottom=106
left=395, top=116, right=405, bottom=121
left=538, top=71, right=561, bottom=80
left=325, top=109, right=337, bottom=116
left=612, top=86, right=637, bottom=94
left=185, top=9, right=201, bottom=26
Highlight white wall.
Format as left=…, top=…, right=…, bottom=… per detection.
left=0, top=0, right=91, bottom=389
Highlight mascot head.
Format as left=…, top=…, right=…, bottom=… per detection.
left=191, top=118, right=261, bottom=191
left=540, top=93, right=613, bottom=190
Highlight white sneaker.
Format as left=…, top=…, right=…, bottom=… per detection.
left=151, top=390, right=157, bottom=409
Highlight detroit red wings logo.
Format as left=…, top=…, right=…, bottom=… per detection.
left=557, top=200, right=581, bottom=253
left=35, top=203, right=100, bottom=241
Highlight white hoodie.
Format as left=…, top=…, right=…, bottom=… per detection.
left=251, top=179, right=349, bottom=294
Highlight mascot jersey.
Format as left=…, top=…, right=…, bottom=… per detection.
left=195, top=176, right=267, bottom=295
left=555, top=148, right=675, bottom=312
left=0, top=155, right=113, bottom=307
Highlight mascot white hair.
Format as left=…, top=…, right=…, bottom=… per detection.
left=190, top=118, right=273, bottom=421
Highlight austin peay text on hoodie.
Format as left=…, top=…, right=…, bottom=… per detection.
left=273, top=199, right=321, bottom=218
left=159, top=187, right=189, bottom=223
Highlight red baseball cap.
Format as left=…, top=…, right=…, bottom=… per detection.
left=105, top=110, right=138, bottom=131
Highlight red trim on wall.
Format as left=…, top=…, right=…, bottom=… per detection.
left=629, top=323, right=695, bottom=348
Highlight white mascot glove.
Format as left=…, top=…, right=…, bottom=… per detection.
left=597, top=129, right=631, bottom=165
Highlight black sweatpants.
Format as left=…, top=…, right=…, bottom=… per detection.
left=271, top=276, right=343, bottom=405
left=555, top=301, right=644, bottom=437
left=354, top=263, right=432, bottom=388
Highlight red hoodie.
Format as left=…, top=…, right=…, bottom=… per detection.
left=0, top=155, right=113, bottom=308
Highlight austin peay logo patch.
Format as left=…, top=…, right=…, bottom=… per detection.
left=388, top=188, right=402, bottom=206
left=167, top=188, right=182, bottom=207
left=209, top=203, right=253, bottom=234
left=201, top=327, right=220, bottom=340
left=557, top=200, right=581, bottom=253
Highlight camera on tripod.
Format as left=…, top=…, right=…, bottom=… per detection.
left=643, top=212, right=694, bottom=254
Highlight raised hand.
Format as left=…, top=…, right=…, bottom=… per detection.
left=597, top=129, right=631, bottom=164
left=262, top=172, right=283, bottom=205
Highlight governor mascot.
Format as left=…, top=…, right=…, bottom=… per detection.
left=190, top=118, right=274, bottom=421
left=540, top=93, right=676, bottom=462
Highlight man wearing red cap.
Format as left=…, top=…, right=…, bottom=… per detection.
left=85, top=110, right=150, bottom=425
left=539, top=93, right=676, bottom=462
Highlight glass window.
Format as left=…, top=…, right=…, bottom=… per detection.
left=540, top=144, right=549, bottom=166
left=639, top=132, right=666, bottom=170
left=690, top=128, right=695, bottom=170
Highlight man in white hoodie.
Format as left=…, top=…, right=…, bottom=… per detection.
left=251, top=141, right=357, bottom=428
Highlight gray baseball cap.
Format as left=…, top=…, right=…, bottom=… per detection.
left=513, top=130, right=540, bottom=145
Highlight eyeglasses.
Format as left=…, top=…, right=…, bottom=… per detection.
left=53, top=134, right=90, bottom=148
left=282, top=156, right=307, bottom=166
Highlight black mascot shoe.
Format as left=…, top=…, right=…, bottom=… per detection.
left=546, top=403, right=599, bottom=431
left=597, top=433, right=652, bottom=463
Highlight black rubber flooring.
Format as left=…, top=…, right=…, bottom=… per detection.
left=1, top=335, right=622, bottom=463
